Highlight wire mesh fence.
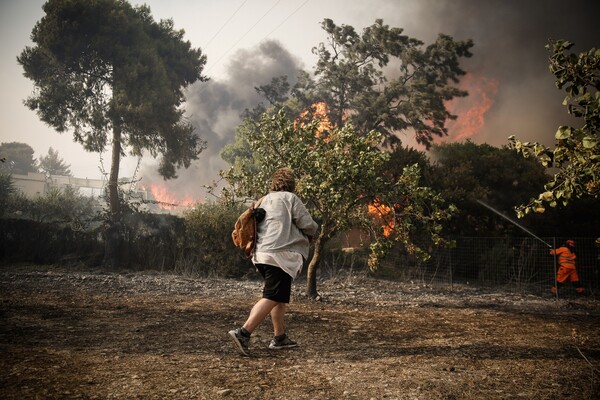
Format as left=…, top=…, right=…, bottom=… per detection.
left=322, top=236, right=600, bottom=298
left=3, top=212, right=598, bottom=298
left=371, top=236, right=600, bottom=297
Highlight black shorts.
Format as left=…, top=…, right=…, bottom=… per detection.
left=255, top=263, right=292, bottom=303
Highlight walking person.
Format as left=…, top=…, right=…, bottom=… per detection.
left=229, top=167, right=318, bottom=356
left=550, top=239, right=585, bottom=296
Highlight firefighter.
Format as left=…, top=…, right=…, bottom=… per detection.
left=550, top=239, right=585, bottom=295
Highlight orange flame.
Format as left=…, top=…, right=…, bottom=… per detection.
left=446, top=74, right=499, bottom=140
left=295, top=102, right=333, bottom=139
left=368, top=198, right=395, bottom=237
left=142, top=183, right=196, bottom=210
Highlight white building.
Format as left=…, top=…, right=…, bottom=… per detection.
left=10, top=172, right=47, bottom=198
left=11, top=172, right=147, bottom=201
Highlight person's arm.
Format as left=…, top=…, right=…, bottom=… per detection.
left=291, top=195, right=318, bottom=237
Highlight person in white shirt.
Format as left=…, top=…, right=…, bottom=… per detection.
left=228, top=167, right=318, bottom=356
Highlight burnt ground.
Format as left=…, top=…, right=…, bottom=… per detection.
left=1, top=265, right=599, bottom=400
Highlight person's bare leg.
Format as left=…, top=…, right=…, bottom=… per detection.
left=243, top=298, right=278, bottom=333
left=270, top=303, right=286, bottom=336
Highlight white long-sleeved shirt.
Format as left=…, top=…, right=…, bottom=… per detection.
left=252, top=191, right=318, bottom=277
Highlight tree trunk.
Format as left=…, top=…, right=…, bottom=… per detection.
left=306, top=234, right=325, bottom=298
left=103, top=124, right=122, bottom=269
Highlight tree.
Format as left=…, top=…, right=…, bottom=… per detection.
left=221, top=108, right=454, bottom=297
left=509, top=40, right=599, bottom=217
left=0, top=173, right=16, bottom=216
left=39, top=147, right=72, bottom=177
left=220, top=19, right=472, bottom=295
left=382, top=145, right=434, bottom=186
left=429, top=140, right=548, bottom=236
left=18, top=0, right=207, bottom=268
left=286, top=19, right=473, bottom=148
left=0, top=142, right=38, bottom=175
left=227, top=18, right=474, bottom=175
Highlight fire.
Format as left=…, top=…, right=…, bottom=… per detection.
left=295, top=101, right=333, bottom=138
left=446, top=74, right=499, bottom=140
left=142, top=182, right=196, bottom=210
left=368, top=198, right=395, bottom=237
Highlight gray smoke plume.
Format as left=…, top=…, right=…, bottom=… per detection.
left=139, top=40, right=302, bottom=204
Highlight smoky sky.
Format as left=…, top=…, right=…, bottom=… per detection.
left=435, top=0, right=600, bottom=77
left=407, top=0, right=600, bottom=146
left=141, top=0, right=600, bottom=203
left=140, top=40, right=302, bottom=201
left=188, top=39, right=301, bottom=152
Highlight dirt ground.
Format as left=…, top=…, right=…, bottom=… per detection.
left=1, top=265, right=599, bottom=400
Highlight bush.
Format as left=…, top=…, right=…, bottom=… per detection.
left=120, top=212, right=184, bottom=270
left=4, top=185, right=99, bottom=228
left=1, top=184, right=104, bottom=265
left=182, top=203, right=252, bottom=278
left=0, top=218, right=103, bottom=265
left=0, top=173, right=16, bottom=215
left=31, top=186, right=98, bottom=224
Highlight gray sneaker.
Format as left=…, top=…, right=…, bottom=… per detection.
left=228, top=329, right=250, bottom=356
left=268, top=334, right=297, bottom=350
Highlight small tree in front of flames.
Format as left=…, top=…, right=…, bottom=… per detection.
left=221, top=107, right=454, bottom=298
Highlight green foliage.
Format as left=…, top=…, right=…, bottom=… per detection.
left=3, top=190, right=32, bottom=220
left=29, top=187, right=97, bottom=227
left=509, top=40, right=600, bottom=216
left=367, top=163, right=456, bottom=266
left=38, top=147, right=72, bottom=177
left=0, top=173, right=16, bottom=216
left=220, top=108, right=455, bottom=270
left=182, top=203, right=251, bottom=277
left=430, top=140, right=548, bottom=235
left=18, top=0, right=207, bottom=178
left=0, top=142, right=38, bottom=175
left=19, top=0, right=208, bottom=267
left=299, top=19, right=473, bottom=148
left=1, top=183, right=98, bottom=233
left=241, top=19, right=473, bottom=149
left=382, top=145, right=434, bottom=186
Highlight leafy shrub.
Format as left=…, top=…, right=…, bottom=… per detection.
left=182, top=203, right=253, bottom=278
left=0, top=218, right=103, bottom=265
left=0, top=173, right=15, bottom=215
left=4, top=185, right=99, bottom=229
left=121, top=212, right=184, bottom=270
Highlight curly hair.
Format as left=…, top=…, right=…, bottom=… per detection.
left=270, top=167, right=296, bottom=192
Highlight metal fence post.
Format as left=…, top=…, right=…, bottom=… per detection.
left=449, top=243, right=453, bottom=291
left=552, top=237, right=558, bottom=300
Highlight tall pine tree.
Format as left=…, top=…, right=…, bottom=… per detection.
left=19, top=0, right=207, bottom=268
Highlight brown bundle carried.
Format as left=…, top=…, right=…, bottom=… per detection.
left=232, top=198, right=264, bottom=258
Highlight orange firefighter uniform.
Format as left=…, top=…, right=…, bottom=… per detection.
left=550, top=240, right=584, bottom=295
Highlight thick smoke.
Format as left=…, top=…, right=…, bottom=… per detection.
left=403, top=0, right=600, bottom=147
left=139, top=40, right=302, bottom=203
